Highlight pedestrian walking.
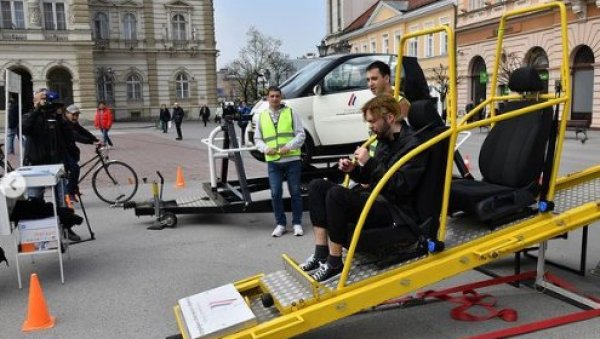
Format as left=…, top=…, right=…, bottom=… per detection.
left=215, top=103, right=223, bottom=124
left=199, top=104, right=210, bottom=127
left=172, top=102, right=185, bottom=140
left=159, top=104, right=171, bottom=133
left=94, top=100, right=114, bottom=147
left=254, top=86, right=305, bottom=237
left=237, top=101, right=251, bottom=145
left=6, top=95, right=20, bottom=155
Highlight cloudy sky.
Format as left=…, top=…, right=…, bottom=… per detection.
left=214, top=0, right=326, bottom=68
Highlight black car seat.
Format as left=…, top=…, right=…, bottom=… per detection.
left=449, top=67, right=553, bottom=225
left=355, top=99, right=449, bottom=255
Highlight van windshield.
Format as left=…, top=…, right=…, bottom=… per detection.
left=280, top=59, right=332, bottom=98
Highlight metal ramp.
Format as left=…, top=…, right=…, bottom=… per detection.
left=186, top=165, right=597, bottom=339
left=170, top=4, right=599, bottom=338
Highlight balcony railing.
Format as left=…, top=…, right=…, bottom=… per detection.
left=0, top=29, right=27, bottom=41
left=94, top=38, right=110, bottom=49
left=172, top=39, right=189, bottom=49
left=43, top=30, right=69, bottom=41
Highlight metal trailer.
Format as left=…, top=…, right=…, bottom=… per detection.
left=168, top=3, right=600, bottom=338
left=124, top=114, right=341, bottom=227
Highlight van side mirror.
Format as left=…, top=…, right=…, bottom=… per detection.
left=313, top=84, right=322, bottom=96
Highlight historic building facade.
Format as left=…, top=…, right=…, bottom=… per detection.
left=457, top=0, right=599, bottom=128
left=327, top=0, right=455, bottom=109
left=0, top=0, right=217, bottom=122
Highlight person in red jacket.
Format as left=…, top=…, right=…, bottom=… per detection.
left=94, top=100, right=114, bottom=147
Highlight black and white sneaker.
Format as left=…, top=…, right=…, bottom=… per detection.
left=311, top=262, right=343, bottom=282
left=299, top=255, right=325, bottom=272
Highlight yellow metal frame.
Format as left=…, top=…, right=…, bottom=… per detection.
left=173, top=3, right=599, bottom=338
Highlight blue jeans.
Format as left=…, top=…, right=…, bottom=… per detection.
left=101, top=129, right=113, bottom=146
left=267, top=160, right=303, bottom=226
left=6, top=127, right=19, bottom=154
left=64, top=155, right=80, bottom=195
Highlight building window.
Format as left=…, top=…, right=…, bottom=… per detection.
left=123, top=13, right=137, bottom=40
left=408, top=38, right=418, bottom=57
left=394, top=32, right=402, bottom=54
left=382, top=34, right=389, bottom=54
left=469, top=0, right=485, bottom=10
left=97, top=70, right=114, bottom=105
left=126, top=74, right=142, bottom=101
left=171, top=14, right=186, bottom=41
left=439, top=17, right=449, bottom=55
left=0, top=0, right=25, bottom=29
left=336, top=0, right=341, bottom=31
left=94, top=12, right=109, bottom=39
left=370, top=39, right=376, bottom=53
left=175, top=73, right=189, bottom=99
left=43, top=2, right=66, bottom=30
left=362, top=43, right=367, bottom=52
left=425, top=34, right=434, bottom=57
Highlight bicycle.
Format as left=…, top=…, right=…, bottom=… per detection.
left=0, top=144, right=14, bottom=177
left=78, top=145, right=138, bottom=205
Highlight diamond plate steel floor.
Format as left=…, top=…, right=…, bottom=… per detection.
left=256, top=180, right=599, bottom=318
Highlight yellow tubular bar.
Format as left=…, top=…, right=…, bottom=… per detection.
left=339, top=25, right=458, bottom=290
left=342, top=135, right=378, bottom=188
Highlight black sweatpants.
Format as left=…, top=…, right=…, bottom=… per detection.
left=308, top=179, right=395, bottom=246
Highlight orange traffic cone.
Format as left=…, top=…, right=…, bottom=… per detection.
left=175, top=166, right=186, bottom=188
left=464, top=155, right=471, bottom=172
left=22, top=273, right=55, bottom=332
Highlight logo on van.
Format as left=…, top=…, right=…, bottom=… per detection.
left=347, top=93, right=357, bottom=107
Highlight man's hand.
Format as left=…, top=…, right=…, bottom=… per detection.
left=338, top=158, right=355, bottom=173
left=265, top=147, right=278, bottom=155
left=354, top=147, right=370, bottom=166
left=279, top=146, right=291, bottom=155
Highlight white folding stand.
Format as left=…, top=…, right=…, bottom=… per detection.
left=6, top=165, right=66, bottom=288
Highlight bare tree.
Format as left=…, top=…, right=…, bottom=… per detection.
left=269, top=51, right=296, bottom=86
left=225, top=27, right=294, bottom=102
left=498, top=51, right=522, bottom=88
left=431, top=63, right=450, bottom=120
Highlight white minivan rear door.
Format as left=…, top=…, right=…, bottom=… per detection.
left=312, top=55, right=393, bottom=146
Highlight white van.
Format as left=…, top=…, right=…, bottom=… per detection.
left=247, top=53, right=431, bottom=164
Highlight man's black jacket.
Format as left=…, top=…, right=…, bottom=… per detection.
left=64, top=121, right=99, bottom=161
left=349, top=124, right=427, bottom=223
left=22, top=104, right=67, bottom=165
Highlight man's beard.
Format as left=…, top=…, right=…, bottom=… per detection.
left=374, top=121, right=391, bottom=140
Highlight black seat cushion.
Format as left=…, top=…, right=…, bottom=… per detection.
left=450, top=178, right=515, bottom=215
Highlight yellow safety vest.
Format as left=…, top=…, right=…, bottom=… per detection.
left=260, top=107, right=301, bottom=162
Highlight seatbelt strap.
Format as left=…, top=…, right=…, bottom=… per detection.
left=539, top=84, right=561, bottom=203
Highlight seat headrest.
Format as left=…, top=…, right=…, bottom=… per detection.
left=407, top=99, right=444, bottom=130
left=508, top=66, right=544, bottom=93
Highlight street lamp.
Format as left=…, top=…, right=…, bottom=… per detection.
left=317, top=40, right=328, bottom=57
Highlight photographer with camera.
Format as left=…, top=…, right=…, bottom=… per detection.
left=22, top=88, right=68, bottom=169
left=21, top=89, right=83, bottom=241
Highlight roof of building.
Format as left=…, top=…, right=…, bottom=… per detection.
left=342, top=0, right=441, bottom=34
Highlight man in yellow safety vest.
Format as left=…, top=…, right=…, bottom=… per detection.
left=254, top=86, right=306, bottom=237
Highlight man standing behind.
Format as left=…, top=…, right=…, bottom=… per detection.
left=159, top=104, right=171, bottom=133
left=94, top=101, right=114, bottom=148
left=237, top=101, right=251, bottom=145
left=254, top=86, right=305, bottom=237
left=366, top=61, right=410, bottom=116
left=172, top=102, right=185, bottom=140
left=199, top=104, right=210, bottom=127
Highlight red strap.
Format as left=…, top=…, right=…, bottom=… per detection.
left=466, top=308, right=600, bottom=339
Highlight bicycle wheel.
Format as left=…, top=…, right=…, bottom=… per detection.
left=92, top=160, right=138, bottom=204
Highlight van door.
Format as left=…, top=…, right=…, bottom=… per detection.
left=312, top=55, right=393, bottom=146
